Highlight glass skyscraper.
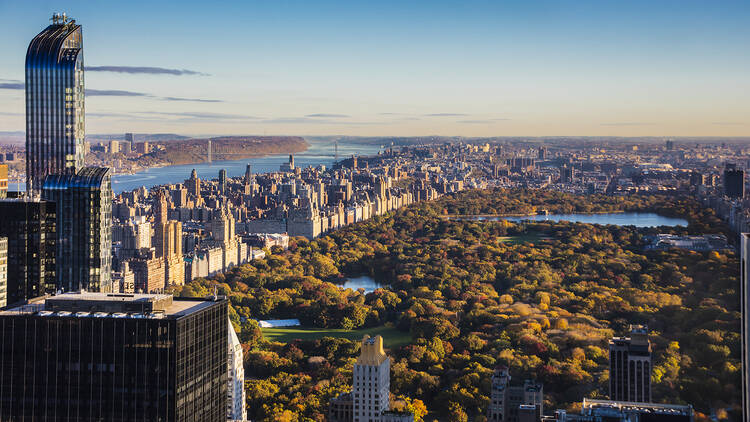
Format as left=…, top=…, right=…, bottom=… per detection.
left=43, top=167, right=113, bottom=293
left=25, top=13, right=85, bottom=194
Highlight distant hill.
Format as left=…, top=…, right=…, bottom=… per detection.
left=133, top=136, right=308, bottom=166
left=86, top=133, right=191, bottom=142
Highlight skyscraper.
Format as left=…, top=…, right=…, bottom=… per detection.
left=353, top=335, right=390, bottom=422
left=227, top=319, right=247, bottom=421
left=741, top=233, right=750, bottom=422
left=0, top=164, right=7, bottom=198
left=0, top=292, right=228, bottom=421
left=609, top=325, right=652, bottom=403
left=42, top=167, right=113, bottom=293
left=26, top=13, right=85, bottom=193
left=724, top=163, right=745, bottom=199
left=219, top=168, right=227, bottom=194
left=0, top=199, right=57, bottom=305
left=0, top=237, right=7, bottom=308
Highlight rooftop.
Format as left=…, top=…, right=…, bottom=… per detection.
left=1, top=292, right=222, bottom=319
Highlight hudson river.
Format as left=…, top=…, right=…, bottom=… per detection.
left=111, top=139, right=382, bottom=193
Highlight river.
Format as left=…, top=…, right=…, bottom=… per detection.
left=111, top=138, right=383, bottom=193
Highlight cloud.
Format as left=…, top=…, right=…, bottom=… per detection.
left=305, top=113, right=350, bottom=118
left=458, top=118, right=511, bottom=124
left=145, top=111, right=259, bottom=120
left=86, top=66, right=209, bottom=76
left=86, top=89, right=149, bottom=97
left=162, top=97, right=223, bottom=103
left=712, top=121, right=746, bottom=126
left=600, top=122, right=655, bottom=126
left=0, top=82, right=24, bottom=90
left=424, top=113, right=469, bottom=117
left=262, top=117, right=382, bottom=125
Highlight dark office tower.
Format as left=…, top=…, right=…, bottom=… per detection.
left=0, top=237, right=6, bottom=308
left=609, top=325, right=652, bottom=403
left=25, top=14, right=85, bottom=194
left=741, top=233, right=750, bottom=422
left=244, top=163, right=252, bottom=184
left=665, top=140, right=674, bottom=151
left=0, top=292, right=228, bottom=421
left=219, top=168, right=227, bottom=194
left=0, top=199, right=56, bottom=305
left=42, top=167, right=113, bottom=293
left=125, top=132, right=134, bottom=143
left=724, top=164, right=745, bottom=199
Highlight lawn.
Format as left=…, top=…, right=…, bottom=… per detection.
left=261, top=324, right=412, bottom=348
left=497, top=232, right=552, bottom=244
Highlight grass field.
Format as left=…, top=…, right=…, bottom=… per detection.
left=497, top=232, right=552, bottom=244
left=262, top=325, right=412, bottom=348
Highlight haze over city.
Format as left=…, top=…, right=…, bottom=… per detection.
left=1, top=0, right=748, bottom=137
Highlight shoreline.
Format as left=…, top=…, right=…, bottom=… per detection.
left=110, top=143, right=309, bottom=176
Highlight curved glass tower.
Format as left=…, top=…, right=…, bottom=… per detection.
left=25, top=14, right=85, bottom=193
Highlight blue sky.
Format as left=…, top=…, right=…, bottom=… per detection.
left=0, top=0, right=748, bottom=137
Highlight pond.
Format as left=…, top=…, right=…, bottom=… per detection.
left=338, top=275, right=383, bottom=293
left=465, top=212, right=687, bottom=228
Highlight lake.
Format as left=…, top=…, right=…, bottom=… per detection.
left=338, top=275, right=382, bottom=293
left=465, top=212, right=687, bottom=228
left=111, top=138, right=383, bottom=193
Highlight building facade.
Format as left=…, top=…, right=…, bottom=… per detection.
left=42, top=167, right=113, bottom=293
left=741, top=233, right=750, bottom=422
left=25, top=14, right=85, bottom=193
left=0, top=292, right=228, bottom=421
left=487, top=367, right=543, bottom=422
left=609, top=325, right=652, bottom=403
left=0, top=199, right=57, bottom=305
left=353, top=335, right=391, bottom=422
left=0, top=237, right=6, bottom=308
left=227, top=319, right=247, bottom=421
left=724, top=164, right=745, bottom=199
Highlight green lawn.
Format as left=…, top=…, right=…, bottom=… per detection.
left=497, top=232, right=552, bottom=244
left=262, top=325, right=412, bottom=348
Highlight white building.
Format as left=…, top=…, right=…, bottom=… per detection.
left=353, top=335, right=390, bottom=422
left=227, top=319, right=247, bottom=421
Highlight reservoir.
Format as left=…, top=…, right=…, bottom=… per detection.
left=464, top=212, right=688, bottom=228
left=338, top=275, right=382, bottom=293
left=111, top=139, right=382, bottom=193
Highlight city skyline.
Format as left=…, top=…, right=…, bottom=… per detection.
left=0, top=0, right=748, bottom=137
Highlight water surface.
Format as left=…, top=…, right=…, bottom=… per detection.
left=466, top=212, right=687, bottom=228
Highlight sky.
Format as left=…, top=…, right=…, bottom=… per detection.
left=0, top=0, right=748, bottom=137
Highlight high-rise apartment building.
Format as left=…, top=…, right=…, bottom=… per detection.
left=724, top=164, right=745, bottom=199
left=353, top=335, right=391, bottom=422
left=609, top=325, right=652, bottom=403
left=219, top=168, right=228, bottom=194
left=0, top=164, right=7, bottom=198
left=0, top=292, right=228, bottom=421
left=741, top=233, right=750, bottom=422
left=487, top=367, right=544, bottom=422
left=43, top=167, right=113, bottom=293
left=0, top=237, right=7, bottom=308
left=488, top=366, right=510, bottom=422
left=187, top=168, right=202, bottom=200
left=152, top=191, right=183, bottom=286
left=0, top=199, right=57, bottom=305
left=227, top=319, right=247, bottom=421
left=25, top=14, right=85, bottom=193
